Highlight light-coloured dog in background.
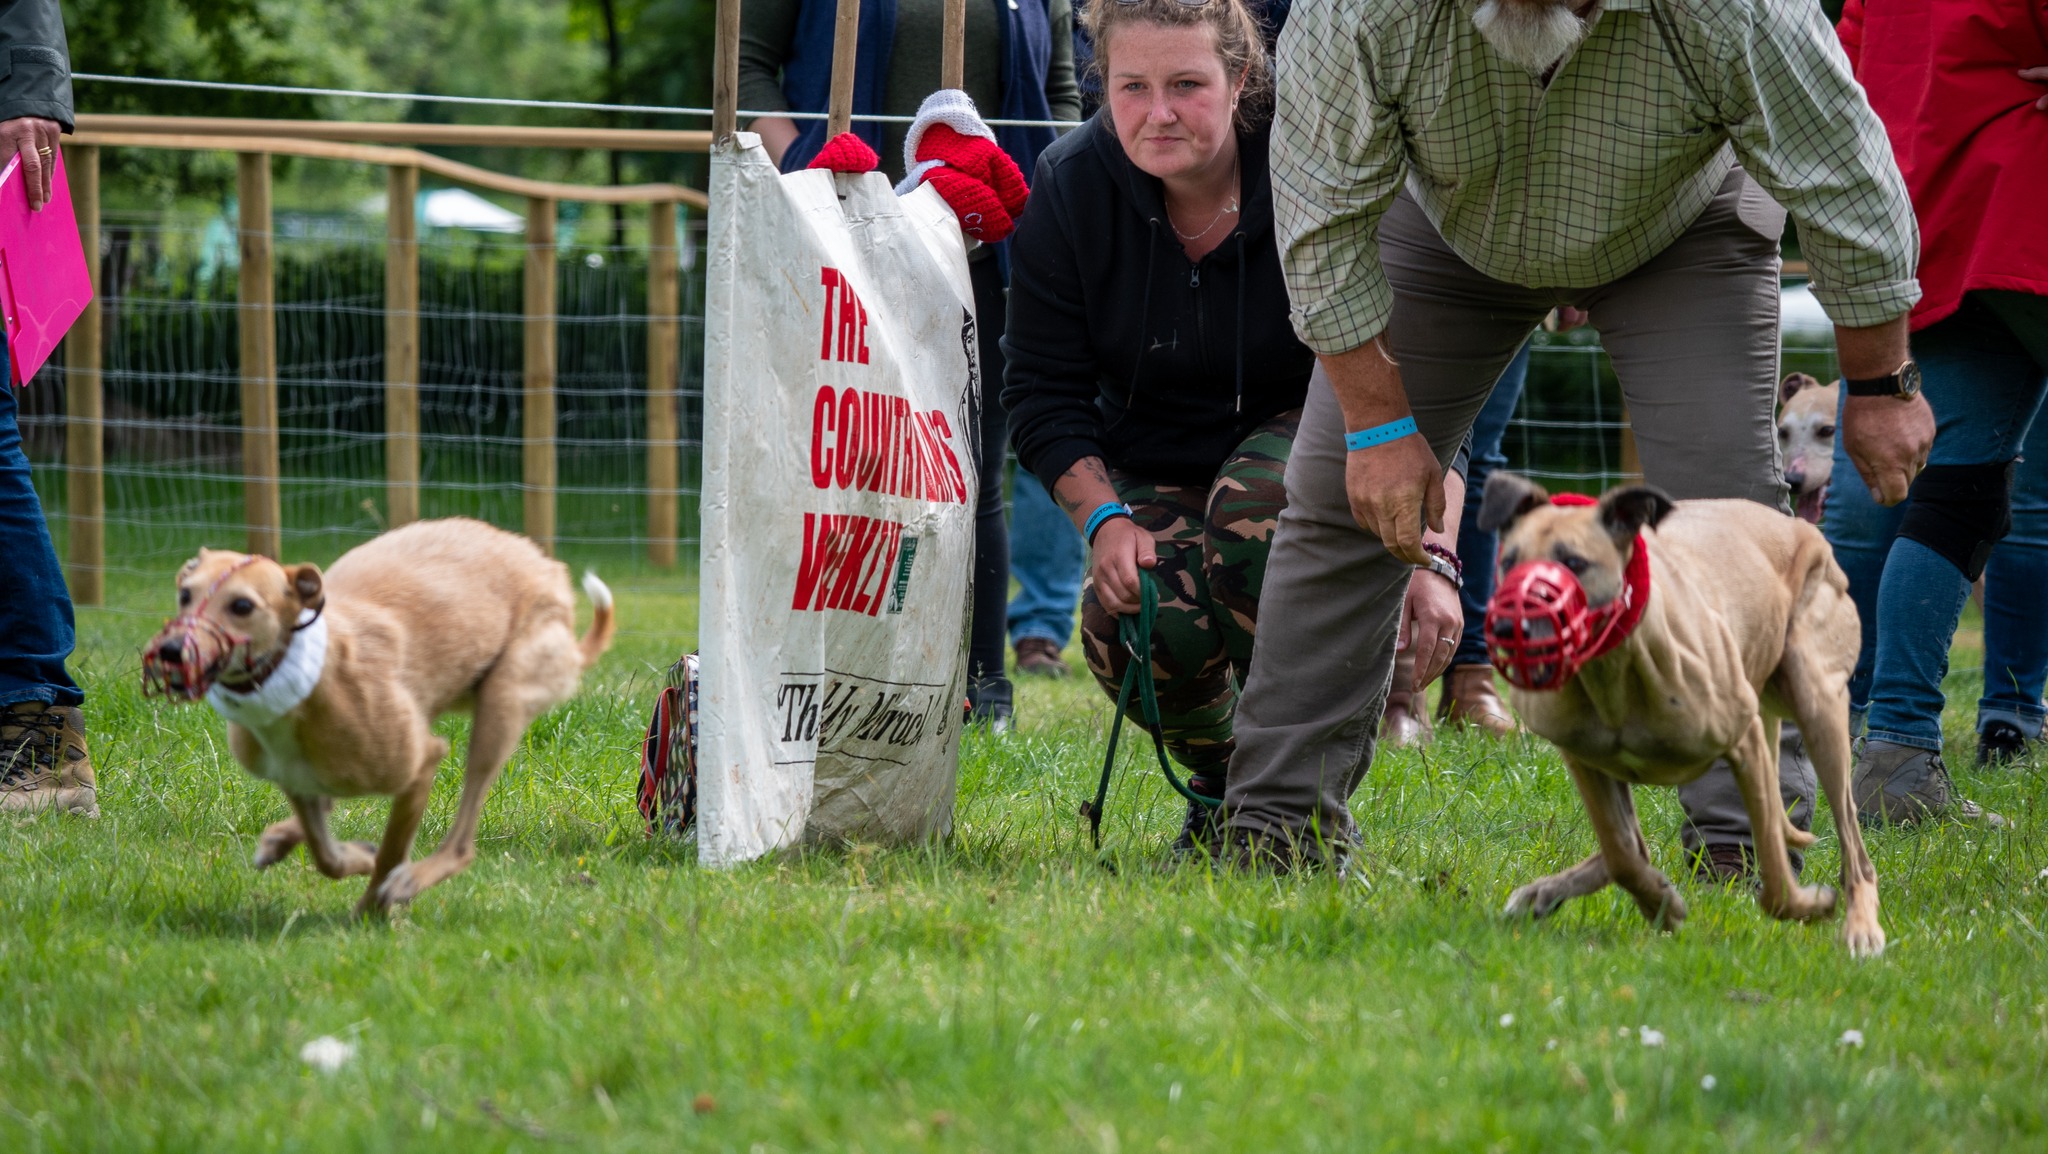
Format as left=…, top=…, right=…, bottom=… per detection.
left=1479, top=475, right=1884, bottom=956
left=147, top=518, right=614, bottom=916
left=1778, top=371, right=1839, bottom=525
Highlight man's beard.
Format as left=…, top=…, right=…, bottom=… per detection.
left=1472, top=0, right=1590, bottom=75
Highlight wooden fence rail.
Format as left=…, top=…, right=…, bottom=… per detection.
left=57, top=121, right=702, bottom=599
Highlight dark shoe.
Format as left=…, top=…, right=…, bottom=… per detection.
left=1690, top=843, right=1756, bottom=886
left=1171, top=778, right=1225, bottom=857
left=1013, top=637, right=1071, bottom=679
left=1, top=702, right=99, bottom=817
left=1852, top=740, right=2005, bottom=829
left=1380, top=648, right=1433, bottom=748
left=1437, top=664, right=1518, bottom=737
left=1977, top=721, right=2030, bottom=768
left=964, top=699, right=1013, bottom=735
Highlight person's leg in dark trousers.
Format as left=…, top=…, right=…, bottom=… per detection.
left=965, top=257, right=1015, bottom=726
left=1577, top=168, right=1814, bottom=874
left=1440, top=341, right=1530, bottom=734
left=1224, top=193, right=1546, bottom=859
left=1977, top=416, right=2048, bottom=761
left=0, top=356, right=98, bottom=817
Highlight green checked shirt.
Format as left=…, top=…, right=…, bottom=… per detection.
left=1271, top=0, right=1920, bottom=354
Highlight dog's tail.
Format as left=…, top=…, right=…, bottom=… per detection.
left=578, top=570, right=617, bottom=667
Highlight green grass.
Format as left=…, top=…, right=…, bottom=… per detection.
left=3, top=582, right=2045, bottom=1152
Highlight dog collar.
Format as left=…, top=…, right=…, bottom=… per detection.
left=206, top=612, right=329, bottom=728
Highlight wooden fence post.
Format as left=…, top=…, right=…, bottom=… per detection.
left=524, top=197, right=557, bottom=555
left=65, top=144, right=103, bottom=605
left=827, top=0, right=861, bottom=139
left=942, top=0, right=965, bottom=91
left=713, top=0, right=742, bottom=144
left=237, top=151, right=281, bottom=559
left=385, top=164, right=421, bottom=527
left=647, top=200, right=679, bottom=567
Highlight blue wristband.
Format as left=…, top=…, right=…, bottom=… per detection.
left=1083, top=501, right=1133, bottom=544
left=1344, top=416, right=1418, bottom=452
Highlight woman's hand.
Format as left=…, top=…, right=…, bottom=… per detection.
left=1090, top=516, right=1156, bottom=615
left=1399, top=569, right=1464, bottom=691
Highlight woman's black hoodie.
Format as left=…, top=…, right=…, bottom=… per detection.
left=1000, top=112, right=1314, bottom=494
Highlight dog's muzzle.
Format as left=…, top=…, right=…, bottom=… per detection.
left=141, top=615, right=248, bottom=701
left=1485, top=560, right=1605, bottom=691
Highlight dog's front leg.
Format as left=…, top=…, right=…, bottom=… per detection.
left=355, top=738, right=449, bottom=919
left=1732, top=716, right=1839, bottom=925
left=1503, top=852, right=1610, bottom=920
left=1569, top=757, right=1687, bottom=931
left=288, top=794, right=378, bottom=880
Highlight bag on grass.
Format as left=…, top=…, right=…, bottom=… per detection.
left=637, top=653, right=700, bottom=835
left=693, top=132, right=979, bottom=867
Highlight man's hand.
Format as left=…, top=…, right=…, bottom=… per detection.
left=0, top=117, right=62, bottom=211
left=1320, top=337, right=1443, bottom=564
left=1089, top=516, right=1155, bottom=615
left=1842, top=394, right=1933, bottom=505
left=1835, top=315, right=1928, bottom=505
left=1399, top=569, right=1464, bottom=690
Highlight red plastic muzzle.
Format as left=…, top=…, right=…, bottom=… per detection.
left=1484, top=559, right=1599, bottom=691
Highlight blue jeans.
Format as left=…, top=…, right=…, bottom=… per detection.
left=1006, top=467, right=1085, bottom=648
left=0, top=356, right=84, bottom=709
left=1454, top=341, right=1531, bottom=668
left=1825, top=292, right=2048, bottom=751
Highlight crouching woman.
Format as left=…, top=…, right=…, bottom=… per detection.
left=1003, top=0, right=1466, bottom=852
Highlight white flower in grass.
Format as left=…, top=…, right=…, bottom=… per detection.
left=1638, top=1026, right=1666, bottom=1048
left=1700, top=1074, right=1717, bottom=1091
left=1838, top=1029, right=1865, bottom=1049
left=1498, top=1013, right=1515, bottom=1028
left=299, top=1036, right=356, bottom=1074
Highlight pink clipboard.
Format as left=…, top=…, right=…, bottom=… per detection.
left=0, top=147, right=93, bottom=387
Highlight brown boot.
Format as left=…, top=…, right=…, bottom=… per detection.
left=1437, top=664, right=1518, bottom=737
left=1013, top=637, right=1071, bottom=679
left=1380, top=647, right=1433, bottom=748
left=1, top=701, right=99, bottom=818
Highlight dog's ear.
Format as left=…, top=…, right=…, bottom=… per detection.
left=1597, top=484, right=1674, bottom=547
left=1478, top=472, right=1551, bottom=533
left=1780, top=372, right=1821, bottom=404
left=290, top=563, right=325, bottom=614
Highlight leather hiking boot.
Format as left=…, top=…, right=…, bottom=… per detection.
left=1436, top=664, right=1518, bottom=737
left=1690, top=843, right=1756, bottom=887
left=1013, top=637, right=1070, bottom=679
left=1977, top=721, right=2030, bottom=768
left=1851, top=740, right=2005, bottom=829
left=1, top=702, right=99, bottom=818
left=1380, top=648, right=1433, bottom=748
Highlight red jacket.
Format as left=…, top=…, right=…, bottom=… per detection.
left=1838, top=0, right=2048, bottom=330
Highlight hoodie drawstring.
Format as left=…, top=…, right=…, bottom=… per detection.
left=1233, top=232, right=1246, bottom=416
left=1128, top=219, right=1160, bottom=414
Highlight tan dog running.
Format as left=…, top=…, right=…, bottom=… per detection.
left=1477, top=474, right=1883, bottom=957
left=1777, top=372, right=1840, bottom=524
left=143, top=518, right=615, bottom=916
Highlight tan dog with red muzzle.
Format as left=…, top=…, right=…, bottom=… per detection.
left=143, top=517, right=615, bottom=917
left=1477, top=474, right=1883, bottom=957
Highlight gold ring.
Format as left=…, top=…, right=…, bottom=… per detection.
left=36, top=146, right=51, bottom=157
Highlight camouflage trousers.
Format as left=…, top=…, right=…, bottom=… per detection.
left=1081, top=410, right=1300, bottom=783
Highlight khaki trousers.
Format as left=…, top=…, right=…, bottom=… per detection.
left=1226, top=170, right=1815, bottom=856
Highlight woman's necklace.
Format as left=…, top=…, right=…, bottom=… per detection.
left=1165, top=156, right=1240, bottom=244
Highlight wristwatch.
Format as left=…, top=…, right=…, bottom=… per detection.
left=1843, top=358, right=1922, bottom=400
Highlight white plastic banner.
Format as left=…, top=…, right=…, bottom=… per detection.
left=697, top=135, right=979, bottom=867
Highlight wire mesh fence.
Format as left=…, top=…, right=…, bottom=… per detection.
left=19, top=194, right=706, bottom=622
left=18, top=185, right=1836, bottom=622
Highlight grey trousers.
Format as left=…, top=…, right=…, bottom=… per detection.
left=1227, top=170, right=1816, bottom=859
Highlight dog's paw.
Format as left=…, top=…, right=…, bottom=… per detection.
left=1503, top=881, right=1561, bottom=920
left=252, top=835, right=300, bottom=869
left=375, top=862, right=423, bottom=907
left=1842, top=917, right=1887, bottom=959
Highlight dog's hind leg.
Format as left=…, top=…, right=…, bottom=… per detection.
left=1734, top=715, right=1838, bottom=925
left=289, top=795, right=378, bottom=879
left=356, top=736, right=450, bottom=919
left=1778, top=658, right=1884, bottom=956
left=1503, top=852, right=1610, bottom=919
left=252, top=813, right=306, bottom=868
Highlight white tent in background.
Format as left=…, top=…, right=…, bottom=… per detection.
left=420, top=188, right=525, bottom=233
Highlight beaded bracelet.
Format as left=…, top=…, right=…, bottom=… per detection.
left=1343, top=416, right=1418, bottom=452
left=1083, top=501, right=1133, bottom=545
left=1422, top=542, right=1463, bottom=582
